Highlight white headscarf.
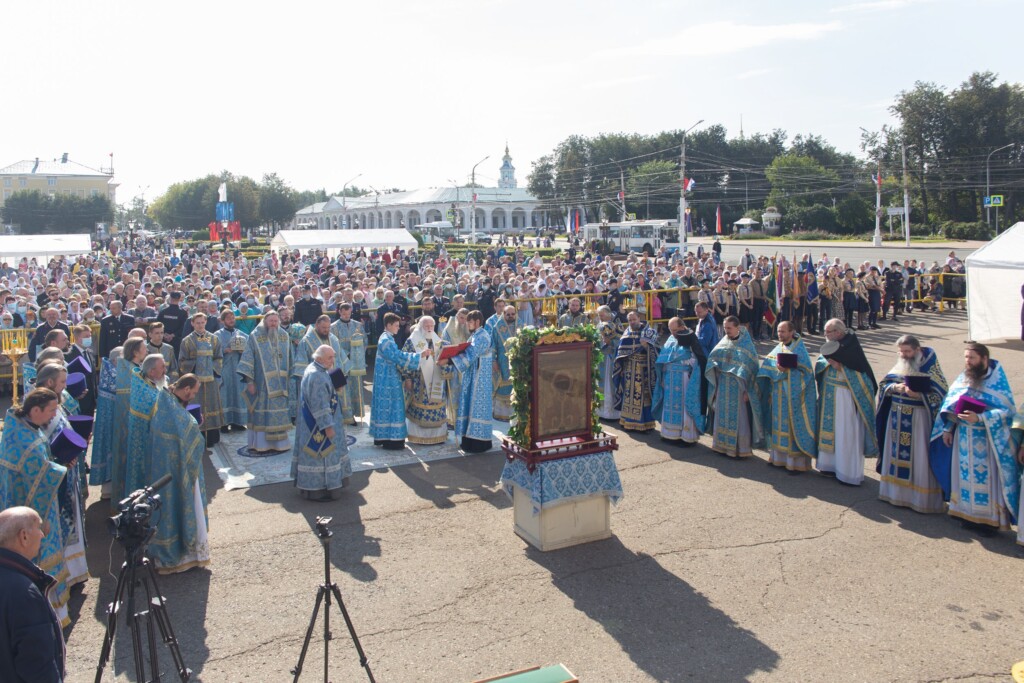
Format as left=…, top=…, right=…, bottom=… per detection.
left=408, top=317, right=443, bottom=397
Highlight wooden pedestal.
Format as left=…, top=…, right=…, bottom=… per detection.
left=512, top=484, right=611, bottom=552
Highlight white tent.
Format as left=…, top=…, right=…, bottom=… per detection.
left=965, top=221, right=1024, bottom=341
left=0, top=233, right=93, bottom=264
left=270, top=229, right=417, bottom=256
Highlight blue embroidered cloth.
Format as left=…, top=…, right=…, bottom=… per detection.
left=500, top=450, right=624, bottom=515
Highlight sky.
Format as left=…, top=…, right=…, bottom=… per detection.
left=4, top=0, right=1021, bottom=208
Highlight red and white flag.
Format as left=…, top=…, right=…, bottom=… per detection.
left=715, top=205, right=722, bottom=234
left=683, top=177, right=695, bottom=191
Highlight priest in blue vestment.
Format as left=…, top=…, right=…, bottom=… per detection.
left=402, top=317, right=454, bottom=445
left=370, top=312, right=427, bottom=450
left=125, top=360, right=163, bottom=497
left=929, top=341, right=1019, bottom=533
left=294, top=315, right=352, bottom=415
left=874, top=335, right=948, bottom=513
left=596, top=307, right=622, bottom=421
left=452, top=310, right=495, bottom=453
left=214, top=309, right=249, bottom=430
left=491, top=306, right=518, bottom=421
left=614, top=311, right=660, bottom=432
left=1011, top=409, right=1024, bottom=547
left=757, top=321, right=817, bottom=472
left=148, top=374, right=210, bottom=573
left=109, top=337, right=147, bottom=507
left=178, top=312, right=225, bottom=447
left=652, top=318, right=705, bottom=446
left=238, top=310, right=293, bottom=454
left=706, top=316, right=764, bottom=458
left=292, top=345, right=352, bottom=501
left=816, top=319, right=878, bottom=485
left=331, top=303, right=368, bottom=424
left=441, top=308, right=471, bottom=428
left=89, top=355, right=118, bottom=498
left=0, top=388, right=71, bottom=626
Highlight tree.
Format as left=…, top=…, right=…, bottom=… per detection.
left=835, top=195, right=873, bottom=234
left=765, top=154, right=840, bottom=209
left=626, top=160, right=678, bottom=219
left=259, top=173, right=297, bottom=233
left=0, top=190, right=112, bottom=234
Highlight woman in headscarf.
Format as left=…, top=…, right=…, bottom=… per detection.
left=401, top=316, right=453, bottom=445
left=442, top=308, right=470, bottom=428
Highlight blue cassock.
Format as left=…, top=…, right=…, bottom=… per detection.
left=238, top=326, right=293, bottom=442
left=331, top=318, right=368, bottom=423
left=215, top=326, right=249, bottom=426
left=89, top=357, right=117, bottom=485
left=757, top=335, right=817, bottom=459
left=928, top=360, right=1019, bottom=517
left=108, top=359, right=140, bottom=505
left=146, top=390, right=209, bottom=573
left=369, top=331, right=421, bottom=441
left=874, top=347, right=947, bottom=477
left=452, top=327, right=495, bottom=442
left=706, top=329, right=765, bottom=453
left=815, top=352, right=878, bottom=458
left=292, top=362, right=351, bottom=491
left=126, top=372, right=161, bottom=496
left=0, top=410, right=70, bottom=625
left=652, top=337, right=705, bottom=434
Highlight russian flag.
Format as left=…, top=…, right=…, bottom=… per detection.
left=683, top=177, right=695, bottom=191
left=715, top=205, right=722, bottom=234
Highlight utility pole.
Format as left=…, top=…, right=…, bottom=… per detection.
left=619, top=165, right=627, bottom=221
left=679, top=119, right=704, bottom=250
left=470, top=155, right=490, bottom=241
left=860, top=127, right=882, bottom=247
left=986, top=143, right=1014, bottom=231
left=901, top=141, right=912, bottom=248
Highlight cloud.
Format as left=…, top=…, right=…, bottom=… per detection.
left=735, top=68, right=774, bottom=81
left=598, top=20, right=842, bottom=58
left=830, top=0, right=935, bottom=13
left=582, top=74, right=655, bottom=90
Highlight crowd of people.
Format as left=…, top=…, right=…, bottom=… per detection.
left=0, top=230, right=1000, bottom=665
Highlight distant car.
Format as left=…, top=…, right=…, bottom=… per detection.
left=461, top=232, right=492, bottom=244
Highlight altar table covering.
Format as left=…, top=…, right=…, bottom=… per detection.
left=500, top=450, right=623, bottom=515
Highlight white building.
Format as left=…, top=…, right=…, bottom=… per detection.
left=292, top=147, right=558, bottom=232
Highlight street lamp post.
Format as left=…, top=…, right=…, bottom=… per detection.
left=679, top=119, right=704, bottom=250
left=985, top=143, right=1014, bottom=231
left=448, top=178, right=461, bottom=234
left=342, top=173, right=362, bottom=229
left=901, top=141, right=915, bottom=248
left=860, top=127, right=883, bottom=247
left=470, top=155, right=489, bottom=241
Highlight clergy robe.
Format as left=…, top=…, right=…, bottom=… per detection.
left=108, top=359, right=140, bottom=506
left=286, top=323, right=307, bottom=421
left=293, top=361, right=352, bottom=491
left=874, top=348, right=948, bottom=513
left=815, top=333, right=878, bottom=485
left=402, top=331, right=453, bottom=445
left=596, top=321, right=622, bottom=421
left=442, top=322, right=469, bottom=428
left=369, top=331, right=421, bottom=444
left=178, top=331, right=225, bottom=434
left=147, top=341, right=179, bottom=381
left=452, top=326, right=495, bottom=449
left=147, top=391, right=210, bottom=574
left=491, top=318, right=517, bottom=420
left=0, top=410, right=71, bottom=626
left=237, top=325, right=293, bottom=451
left=50, top=395, right=88, bottom=589
left=757, top=335, right=818, bottom=472
left=1011, top=410, right=1024, bottom=546
left=89, top=357, right=117, bottom=491
left=125, top=372, right=161, bottom=497
left=614, top=324, right=659, bottom=432
left=706, top=329, right=764, bottom=458
left=331, top=318, right=368, bottom=423
left=294, top=327, right=352, bottom=418
left=214, top=326, right=248, bottom=426
left=929, top=360, right=1019, bottom=529
left=652, top=336, right=704, bottom=443
left=557, top=311, right=588, bottom=328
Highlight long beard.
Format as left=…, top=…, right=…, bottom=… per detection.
left=964, top=363, right=987, bottom=387
left=891, top=355, right=921, bottom=377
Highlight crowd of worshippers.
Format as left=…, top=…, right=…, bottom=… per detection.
left=604, top=309, right=1024, bottom=549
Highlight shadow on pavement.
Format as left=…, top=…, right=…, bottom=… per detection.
left=245, top=469, right=382, bottom=583
left=527, top=536, right=779, bottom=681
left=391, top=450, right=512, bottom=511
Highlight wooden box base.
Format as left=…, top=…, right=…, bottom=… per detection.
left=512, top=484, right=611, bottom=552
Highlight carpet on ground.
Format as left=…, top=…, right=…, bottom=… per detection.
left=209, top=408, right=510, bottom=490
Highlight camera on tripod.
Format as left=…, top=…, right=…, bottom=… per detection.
left=108, top=473, right=172, bottom=547
left=315, top=516, right=333, bottom=539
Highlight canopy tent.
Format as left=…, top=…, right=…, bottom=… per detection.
left=733, top=217, right=760, bottom=226
left=0, top=233, right=93, bottom=264
left=965, top=221, right=1024, bottom=341
left=270, top=229, right=417, bottom=257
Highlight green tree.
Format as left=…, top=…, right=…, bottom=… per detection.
left=259, top=173, right=297, bottom=233
left=1, top=190, right=49, bottom=232
left=765, top=154, right=840, bottom=209
left=626, top=160, right=678, bottom=219
left=1, top=190, right=112, bottom=234
left=835, top=195, right=873, bottom=234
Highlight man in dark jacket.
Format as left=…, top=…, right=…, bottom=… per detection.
left=294, top=284, right=323, bottom=326
left=98, top=300, right=135, bottom=362
left=27, top=307, right=71, bottom=363
left=156, top=291, right=190, bottom=353
left=0, top=506, right=66, bottom=683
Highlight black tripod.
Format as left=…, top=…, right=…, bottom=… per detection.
left=95, top=477, right=191, bottom=682
left=292, top=516, right=375, bottom=683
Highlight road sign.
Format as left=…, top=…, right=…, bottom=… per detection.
left=990, top=194, right=1004, bottom=207
left=446, top=210, right=455, bottom=220
left=626, top=213, right=637, bottom=221
left=886, top=207, right=905, bottom=216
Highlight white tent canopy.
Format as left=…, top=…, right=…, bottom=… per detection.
left=733, top=217, right=760, bottom=226
left=0, top=233, right=93, bottom=264
left=270, top=229, right=417, bottom=256
left=965, top=221, right=1024, bottom=341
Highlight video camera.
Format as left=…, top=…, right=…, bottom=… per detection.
left=109, top=473, right=172, bottom=549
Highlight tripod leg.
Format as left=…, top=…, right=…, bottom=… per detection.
left=329, top=584, right=376, bottom=683
left=95, top=560, right=132, bottom=683
left=323, top=582, right=331, bottom=683
left=142, top=561, right=193, bottom=682
left=291, top=586, right=326, bottom=682
left=130, top=610, right=147, bottom=683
